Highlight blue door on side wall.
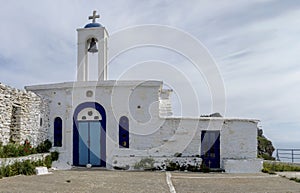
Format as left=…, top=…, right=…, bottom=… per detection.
left=78, top=121, right=101, bottom=166
left=201, top=131, right=220, bottom=168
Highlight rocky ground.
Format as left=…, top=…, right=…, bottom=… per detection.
left=0, top=170, right=299, bottom=193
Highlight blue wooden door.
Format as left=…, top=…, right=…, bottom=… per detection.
left=201, top=131, right=220, bottom=168
left=78, top=121, right=101, bottom=166
left=89, top=122, right=101, bottom=165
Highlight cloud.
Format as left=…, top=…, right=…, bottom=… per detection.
left=0, top=0, right=300, bottom=148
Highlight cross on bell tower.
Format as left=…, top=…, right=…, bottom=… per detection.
left=88, top=10, right=100, bottom=23
left=76, top=11, right=108, bottom=81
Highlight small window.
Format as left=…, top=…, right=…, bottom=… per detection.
left=40, top=118, right=43, bottom=127
left=54, top=117, right=63, bottom=147
left=119, top=116, right=129, bottom=148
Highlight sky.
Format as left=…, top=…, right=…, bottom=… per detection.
left=0, top=0, right=300, bottom=150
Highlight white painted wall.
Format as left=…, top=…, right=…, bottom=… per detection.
left=26, top=80, right=260, bottom=172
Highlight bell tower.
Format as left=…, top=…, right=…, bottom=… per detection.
left=77, top=10, right=108, bottom=81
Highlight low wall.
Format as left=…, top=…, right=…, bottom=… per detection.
left=112, top=156, right=202, bottom=170
left=222, top=159, right=263, bottom=173
left=0, top=153, right=50, bottom=167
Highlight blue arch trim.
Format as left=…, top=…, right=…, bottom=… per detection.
left=119, top=116, right=129, bottom=148
left=73, top=102, right=106, bottom=167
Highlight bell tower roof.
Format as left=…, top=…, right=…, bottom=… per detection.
left=84, top=23, right=102, bottom=28
left=84, top=10, right=102, bottom=28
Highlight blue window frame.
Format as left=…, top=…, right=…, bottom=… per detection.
left=119, top=116, right=129, bottom=148
left=54, top=117, right=62, bottom=147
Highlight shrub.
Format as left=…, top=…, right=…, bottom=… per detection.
left=36, top=139, right=52, bottom=153
left=0, top=160, right=36, bottom=177
left=0, top=139, right=51, bottom=158
left=0, top=155, right=54, bottom=177
left=164, top=160, right=202, bottom=172
left=44, top=155, right=52, bottom=168
left=17, top=160, right=36, bottom=175
left=51, top=151, right=59, bottom=161
left=2, top=143, right=20, bottom=158
left=200, top=162, right=210, bottom=173
left=166, top=161, right=180, bottom=171
left=134, top=157, right=155, bottom=170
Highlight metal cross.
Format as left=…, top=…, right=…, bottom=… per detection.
left=88, top=10, right=100, bottom=23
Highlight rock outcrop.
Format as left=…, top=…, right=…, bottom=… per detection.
left=257, top=129, right=275, bottom=160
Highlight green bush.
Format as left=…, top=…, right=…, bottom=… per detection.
left=0, top=139, right=52, bottom=158
left=200, top=162, right=210, bottom=173
left=44, top=155, right=52, bottom=168
left=51, top=151, right=59, bottom=161
left=0, top=156, right=55, bottom=178
left=164, top=160, right=202, bottom=172
left=36, top=139, right=52, bottom=153
left=2, top=143, right=20, bottom=157
left=166, top=161, right=180, bottom=171
left=0, top=160, right=36, bottom=177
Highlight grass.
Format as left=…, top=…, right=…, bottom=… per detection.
left=262, top=161, right=300, bottom=183
left=262, top=161, right=300, bottom=174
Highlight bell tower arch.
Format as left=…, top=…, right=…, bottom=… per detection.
left=77, top=10, right=108, bottom=81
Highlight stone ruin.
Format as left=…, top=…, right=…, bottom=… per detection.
left=0, top=83, right=49, bottom=147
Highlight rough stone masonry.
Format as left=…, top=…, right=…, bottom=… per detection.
left=0, top=83, right=49, bottom=146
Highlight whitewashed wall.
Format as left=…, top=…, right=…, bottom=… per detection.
left=26, top=80, right=162, bottom=168
left=26, top=80, right=260, bottom=172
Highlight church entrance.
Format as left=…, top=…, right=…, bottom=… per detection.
left=201, top=131, right=220, bottom=168
left=78, top=121, right=101, bottom=166
left=73, top=102, right=106, bottom=167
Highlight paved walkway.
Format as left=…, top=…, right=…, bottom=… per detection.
left=0, top=170, right=299, bottom=192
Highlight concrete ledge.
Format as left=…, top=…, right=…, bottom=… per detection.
left=223, top=158, right=263, bottom=173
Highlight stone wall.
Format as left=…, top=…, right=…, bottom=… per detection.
left=0, top=83, right=49, bottom=146
left=0, top=153, right=50, bottom=167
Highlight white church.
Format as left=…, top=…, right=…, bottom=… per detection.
left=23, top=11, right=262, bottom=173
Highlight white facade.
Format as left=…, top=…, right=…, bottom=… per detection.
left=25, top=14, right=262, bottom=173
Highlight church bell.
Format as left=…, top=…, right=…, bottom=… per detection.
left=88, top=38, right=98, bottom=53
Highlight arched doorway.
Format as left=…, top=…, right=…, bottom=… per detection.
left=73, top=102, right=106, bottom=167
